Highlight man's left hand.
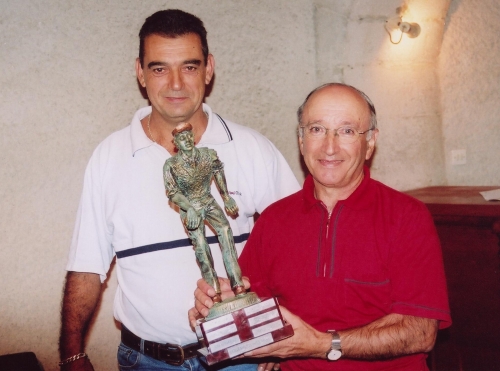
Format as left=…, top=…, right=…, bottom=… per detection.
left=244, top=306, right=330, bottom=360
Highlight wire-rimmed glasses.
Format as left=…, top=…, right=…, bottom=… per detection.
left=298, top=124, right=373, bottom=144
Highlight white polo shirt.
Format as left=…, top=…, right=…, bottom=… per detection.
left=67, top=104, right=300, bottom=345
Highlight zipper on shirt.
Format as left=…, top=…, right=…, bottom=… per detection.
left=324, top=210, right=332, bottom=277
left=329, top=205, right=344, bottom=278
left=316, top=203, right=344, bottom=278
left=316, top=207, right=325, bottom=277
left=326, top=210, right=332, bottom=238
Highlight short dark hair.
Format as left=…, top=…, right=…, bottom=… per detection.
left=297, top=83, right=377, bottom=132
left=138, top=9, right=209, bottom=67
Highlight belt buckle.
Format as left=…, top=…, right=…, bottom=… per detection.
left=162, top=343, right=185, bottom=366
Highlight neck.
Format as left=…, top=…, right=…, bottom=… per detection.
left=142, top=107, right=208, bottom=154
left=180, top=148, right=196, bottom=158
left=313, top=171, right=364, bottom=212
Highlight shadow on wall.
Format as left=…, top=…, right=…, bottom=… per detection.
left=443, top=0, right=463, bottom=33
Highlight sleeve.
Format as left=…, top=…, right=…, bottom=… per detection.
left=66, top=153, right=114, bottom=283
left=389, top=199, right=452, bottom=329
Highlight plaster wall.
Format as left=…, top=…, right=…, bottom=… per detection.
left=438, top=0, right=500, bottom=185
left=0, top=2, right=315, bottom=370
left=0, top=0, right=498, bottom=370
left=314, top=0, right=450, bottom=190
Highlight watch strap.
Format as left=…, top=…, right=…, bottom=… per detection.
left=327, top=330, right=341, bottom=350
left=326, top=330, right=342, bottom=361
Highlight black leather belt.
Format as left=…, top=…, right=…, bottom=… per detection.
left=121, top=326, right=201, bottom=366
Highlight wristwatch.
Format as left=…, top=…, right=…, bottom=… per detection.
left=326, top=330, right=342, bottom=361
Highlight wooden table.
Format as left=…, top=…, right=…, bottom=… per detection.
left=405, top=186, right=500, bottom=244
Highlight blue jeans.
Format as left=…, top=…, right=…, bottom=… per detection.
left=117, top=342, right=258, bottom=371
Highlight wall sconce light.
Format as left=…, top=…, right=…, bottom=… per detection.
left=385, top=15, right=420, bottom=44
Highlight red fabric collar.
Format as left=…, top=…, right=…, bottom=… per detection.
left=301, top=166, right=375, bottom=212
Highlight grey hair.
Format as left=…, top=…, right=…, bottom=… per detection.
left=297, top=83, right=377, bottom=140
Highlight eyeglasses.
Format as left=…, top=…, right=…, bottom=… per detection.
left=298, top=124, right=373, bottom=144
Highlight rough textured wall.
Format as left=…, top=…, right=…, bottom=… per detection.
left=439, top=0, right=500, bottom=185
left=314, top=0, right=450, bottom=190
left=0, top=1, right=315, bottom=370
left=204, top=1, right=316, bottom=179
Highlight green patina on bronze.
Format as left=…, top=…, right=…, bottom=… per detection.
left=163, top=124, right=259, bottom=318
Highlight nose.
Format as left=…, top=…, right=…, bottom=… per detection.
left=169, top=69, right=184, bottom=91
left=323, top=130, right=340, bottom=155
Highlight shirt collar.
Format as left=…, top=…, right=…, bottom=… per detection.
left=131, top=106, right=154, bottom=156
left=197, top=104, right=233, bottom=146
left=302, top=166, right=374, bottom=212
left=131, top=104, right=231, bottom=156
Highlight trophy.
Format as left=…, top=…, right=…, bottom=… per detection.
left=164, top=123, right=293, bottom=365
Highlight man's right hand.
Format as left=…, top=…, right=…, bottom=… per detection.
left=189, top=277, right=250, bottom=328
left=59, top=272, right=101, bottom=371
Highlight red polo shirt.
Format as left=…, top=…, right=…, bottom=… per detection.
left=239, top=167, right=451, bottom=371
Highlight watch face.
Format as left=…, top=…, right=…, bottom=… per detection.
left=327, top=349, right=342, bottom=361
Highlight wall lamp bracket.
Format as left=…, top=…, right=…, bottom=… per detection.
left=385, top=15, right=420, bottom=44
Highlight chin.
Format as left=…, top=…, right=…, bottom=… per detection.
left=314, top=176, right=343, bottom=188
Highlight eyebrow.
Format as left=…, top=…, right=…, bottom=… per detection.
left=183, top=59, right=202, bottom=66
left=147, top=59, right=202, bottom=69
left=301, top=120, right=324, bottom=126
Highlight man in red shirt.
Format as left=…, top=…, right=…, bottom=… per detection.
left=192, top=83, right=451, bottom=371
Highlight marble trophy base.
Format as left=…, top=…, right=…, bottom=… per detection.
left=196, top=294, right=294, bottom=365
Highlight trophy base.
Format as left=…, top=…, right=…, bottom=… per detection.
left=205, top=292, right=261, bottom=320
left=196, top=296, right=294, bottom=365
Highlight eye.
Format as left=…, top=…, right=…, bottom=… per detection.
left=184, top=65, right=198, bottom=73
left=152, top=67, right=166, bottom=76
left=308, top=125, right=325, bottom=135
left=338, top=127, right=357, bottom=136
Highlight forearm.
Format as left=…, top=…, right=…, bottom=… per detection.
left=339, top=314, right=438, bottom=360
left=214, top=171, right=230, bottom=200
left=59, top=272, right=102, bottom=358
left=170, top=193, right=194, bottom=212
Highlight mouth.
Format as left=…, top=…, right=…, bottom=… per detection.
left=319, top=159, right=342, bottom=167
left=165, top=95, right=188, bottom=103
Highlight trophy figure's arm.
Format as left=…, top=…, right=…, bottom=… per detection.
left=210, top=150, right=239, bottom=216
left=169, top=193, right=201, bottom=230
left=164, top=162, right=201, bottom=230
left=214, top=168, right=239, bottom=216
left=169, top=192, right=201, bottom=231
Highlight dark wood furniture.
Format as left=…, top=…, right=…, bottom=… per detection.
left=0, top=352, right=43, bottom=371
left=405, top=186, right=500, bottom=237
left=405, top=186, right=500, bottom=371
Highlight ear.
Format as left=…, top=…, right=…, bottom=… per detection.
left=205, top=54, right=215, bottom=85
left=298, top=135, right=305, bottom=156
left=365, top=129, right=379, bottom=160
left=135, top=58, right=146, bottom=88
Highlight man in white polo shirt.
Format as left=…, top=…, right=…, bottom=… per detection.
left=58, top=9, right=299, bottom=371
